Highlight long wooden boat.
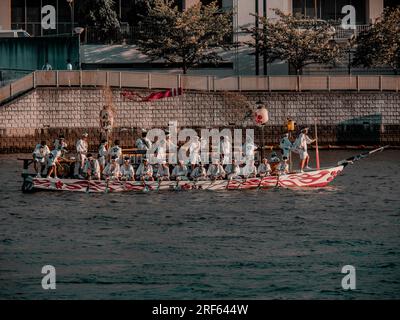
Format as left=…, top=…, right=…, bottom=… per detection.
left=20, top=147, right=387, bottom=193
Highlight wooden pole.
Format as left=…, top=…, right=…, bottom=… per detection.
left=314, top=120, right=320, bottom=170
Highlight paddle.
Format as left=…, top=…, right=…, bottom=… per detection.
left=314, top=120, right=320, bottom=170
left=337, top=146, right=389, bottom=167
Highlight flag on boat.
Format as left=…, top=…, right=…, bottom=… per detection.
left=121, top=88, right=183, bottom=102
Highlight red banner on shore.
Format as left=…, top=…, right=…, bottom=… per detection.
left=121, top=88, right=183, bottom=102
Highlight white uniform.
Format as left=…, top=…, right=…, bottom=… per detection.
left=136, top=163, right=153, bottom=179
left=294, top=133, right=313, bottom=160
left=54, top=139, right=68, bottom=151
left=189, top=139, right=201, bottom=165
left=191, top=166, right=207, bottom=180
left=136, top=137, right=152, bottom=150
left=75, top=138, right=88, bottom=176
left=279, top=136, right=292, bottom=158
left=120, top=164, right=135, bottom=180
left=243, top=140, right=257, bottom=162
left=109, top=145, right=122, bottom=162
left=225, top=163, right=240, bottom=178
left=278, top=162, right=289, bottom=175
left=33, top=144, right=50, bottom=163
left=258, top=163, right=272, bottom=176
left=47, top=149, right=62, bottom=167
left=221, top=138, right=231, bottom=164
left=156, top=164, right=170, bottom=179
left=207, top=164, right=226, bottom=179
left=172, top=165, right=189, bottom=180
left=103, top=163, right=120, bottom=179
left=241, top=162, right=257, bottom=177
left=83, top=159, right=101, bottom=179
left=98, top=143, right=108, bottom=167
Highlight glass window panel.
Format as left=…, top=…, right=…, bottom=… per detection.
left=12, top=0, right=25, bottom=23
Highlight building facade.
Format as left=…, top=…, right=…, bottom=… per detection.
left=0, top=0, right=399, bottom=76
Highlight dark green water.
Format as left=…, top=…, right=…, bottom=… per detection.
left=0, top=150, right=399, bottom=299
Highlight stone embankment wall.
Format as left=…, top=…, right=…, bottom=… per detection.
left=0, top=87, right=399, bottom=152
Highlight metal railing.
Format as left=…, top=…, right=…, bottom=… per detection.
left=1, top=71, right=399, bottom=105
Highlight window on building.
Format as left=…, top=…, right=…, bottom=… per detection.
left=384, top=0, right=400, bottom=8
left=293, top=0, right=366, bottom=24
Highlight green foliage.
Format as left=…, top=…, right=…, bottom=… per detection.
left=244, top=9, right=341, bottom=75
left=353, top=8, right=400, bottom=73
left=76, top=0, right=120, bottom=37
left=136, top=0, right=233, bottom=74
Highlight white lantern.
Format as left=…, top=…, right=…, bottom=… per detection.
left=254, top=101, right=269, bottom=125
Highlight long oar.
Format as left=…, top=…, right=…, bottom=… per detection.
left=337, top=145, right=389, bottom=167
left=314, top=120, right=320, bottom=170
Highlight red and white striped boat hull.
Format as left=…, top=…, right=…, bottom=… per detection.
left=29, top=166, right=344, bottom=193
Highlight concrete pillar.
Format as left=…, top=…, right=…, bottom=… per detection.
left=367, top=0, right=384, bottom=23
left=183, top=0, right=200, bottom=10
left=0, top=0, right=11, bottom=30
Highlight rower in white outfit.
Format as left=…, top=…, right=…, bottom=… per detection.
left=156, top=161, right=170, bottom=181
left=46, top=145, right=63, bottom=178
left=103, top=155, right=120, bottom=180
left=120, top=156, right=135, bottom=181
left=136, top=158, right=154, bottom=181
left=293, top=127, right=316, bottom=172
left=243, top=136, right=257, bottom=163
left=258, top=158, right=272, bottom=177
left=32, top=140, right=50, bottom=177
left=135, top=130, right=152, bottom=150
left=171, top=160, right=189, bottom=181
left=74, top=132, right=88, bottom=179
left=83, top=153, right=101, bottom=180
left=241, top=160, right=257, bottom=178
left=98, top=139, right=108, bottom=174
left=190, top=163, right=207, bottom=180
left=220, top=135, right=231, bottom=165
left=224, top=159, right=240, bottom=179
left=109, top=140, right=122, bottom=163
left=277, top=156, right=289, bottom=175
left=207, top=160, right=226, bottom=180
left=189, top=136, right=201, bottom=170
left=279, top=133, right=292, bottom=159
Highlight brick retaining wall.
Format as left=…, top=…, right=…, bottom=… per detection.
left=0, top=87, right=399, bottom=152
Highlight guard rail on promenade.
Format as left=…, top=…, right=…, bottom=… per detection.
left=1, top=71, right=400, bottom=105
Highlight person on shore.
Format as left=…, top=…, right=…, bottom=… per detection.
left=207, top=160, right=226, bottom=180
left=109, top=140, right=122, bottom=163
left=83, top=153, right=100, bottom=180
left=42, top=60, right=52, bottom=71
left=171, top=160, right=189, bottom=181
left=103, top=155, right=120, bottom=180
left=190, top=162, right=207, bottom=181
left=279, top=133, right=292, bottom=159
left=258, top=158, right=272, bottom=177
left=98, top=139, right=108, bottom=174
left=156, top=161, right=170, bottom=181
left=32, top=140, right=50, bottom=178
left=241, top=160, right=257, bottom=178
left=278, top=156, right=289, bottom=175
left=74, top=132, right=88, bottom=179
left=46, top=145, right=62, bottom=179
left=293, top=127, right=316, bottom=172
left=135, top=130, right=152, bottom=150
left=224, top=159, right=240, bottom=179
left=136, top=158, right=154, bottom=181
left=120, top=156, right=135, bottom=181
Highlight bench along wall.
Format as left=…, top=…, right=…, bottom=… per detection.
left=0, top=88, right=399, bottom=152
